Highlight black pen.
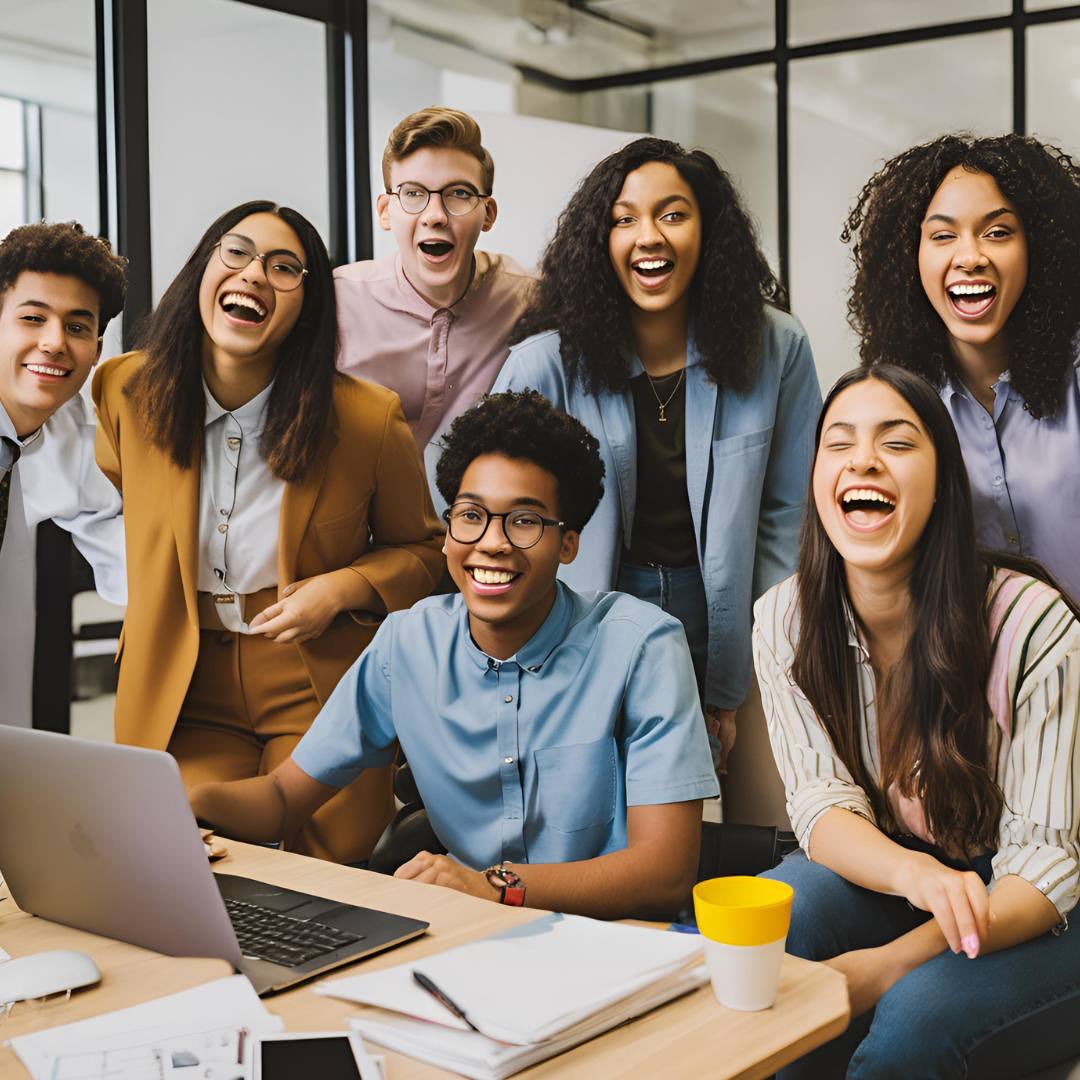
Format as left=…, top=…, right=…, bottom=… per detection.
left=413, top=970, right=483, bottom=1034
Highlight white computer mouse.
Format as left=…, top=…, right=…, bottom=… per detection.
left=0, top=950, right=101, bottom=1003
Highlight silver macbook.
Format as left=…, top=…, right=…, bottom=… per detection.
left=0, top=727, right=427, bottom=995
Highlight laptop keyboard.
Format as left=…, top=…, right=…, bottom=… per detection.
left=224, top=898, right=364, bottom=968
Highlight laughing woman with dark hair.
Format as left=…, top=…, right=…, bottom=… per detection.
left=757, top=364, right=1080, bottom=1079
left=94, top=201, right=444, bottom=864
left=845, top=132, right=1080, bottom=599
left=494, top=137, right=821, bottom=768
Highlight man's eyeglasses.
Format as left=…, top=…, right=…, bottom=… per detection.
left=214, top=235, right=308, bottom=292
left=387, top=184, right=489, bottom=217
left=443, top=504, right=564, bottom=550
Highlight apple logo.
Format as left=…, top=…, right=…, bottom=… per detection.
left=70, top=823, right=101, bottom=859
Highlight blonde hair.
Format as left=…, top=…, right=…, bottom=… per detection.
left=381, top=107, right=494, bottom=193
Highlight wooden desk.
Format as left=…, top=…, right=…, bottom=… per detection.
left=0, top=842, right=849, bottom=1080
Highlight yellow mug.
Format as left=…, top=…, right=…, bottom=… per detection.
left=693, top=876, right=794, bottom=1011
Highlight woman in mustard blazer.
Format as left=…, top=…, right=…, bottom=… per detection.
left=94, top=200, right=444, bottom=864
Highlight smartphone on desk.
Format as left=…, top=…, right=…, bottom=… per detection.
left=256, top=1032, right=370, bottom=1080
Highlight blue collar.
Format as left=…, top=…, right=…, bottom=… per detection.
left=463, top=581, right=575, bottom=674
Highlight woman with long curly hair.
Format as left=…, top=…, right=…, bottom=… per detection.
left=94, top=201, right=444, bottom=864
left=757, top=364, right=1080, bottom=1078
left=844, top=132, right=1080, bottom=598
left=494, top=137, right=821, bottom=768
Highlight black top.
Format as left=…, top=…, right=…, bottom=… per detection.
left=623, top=369, right=698, bottom=568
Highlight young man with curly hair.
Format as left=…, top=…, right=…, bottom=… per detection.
left=843, top=132, right=1080, bottom=599
left=333, top=107, right=534, bottom=509
left=0, top=220, right=128, bottom=727
left=191, top=390, right=718, bottom=919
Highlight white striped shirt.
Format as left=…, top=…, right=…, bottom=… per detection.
left=753, top=570, right=1080, bottom=918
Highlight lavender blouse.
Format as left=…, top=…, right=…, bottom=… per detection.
left=942, top=360, right=1080, bottom=600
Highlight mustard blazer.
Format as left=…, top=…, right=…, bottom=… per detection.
left=93, top=352, right=445, bottom=752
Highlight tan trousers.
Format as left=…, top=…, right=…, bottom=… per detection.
left=166, top=588, right=394, bottom=864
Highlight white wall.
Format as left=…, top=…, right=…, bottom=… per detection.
left=145, top=0, right=330, bottom=304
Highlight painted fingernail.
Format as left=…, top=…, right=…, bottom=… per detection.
left=961, top=933, right=979, bottom=958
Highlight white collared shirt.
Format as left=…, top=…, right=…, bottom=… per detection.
left=1, top=394, right=126, bottom=729
left=196, top=379, right=284, bottom=613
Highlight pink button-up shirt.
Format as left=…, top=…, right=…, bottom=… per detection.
left=334, top=250, right=535, bottom=450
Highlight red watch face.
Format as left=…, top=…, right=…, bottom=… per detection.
left=501, top=885, right=526, bottom=907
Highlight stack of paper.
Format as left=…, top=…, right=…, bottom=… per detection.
left=7, top=974, right=284, bottom=1080
left=316, top=913, right=708, bottom=1080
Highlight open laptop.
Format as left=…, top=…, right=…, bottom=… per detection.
left=0, top=726, right=428, bottom=995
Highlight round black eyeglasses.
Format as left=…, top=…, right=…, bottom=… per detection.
left=443, top=504, right=564, bottom=550
left=215, top=234, right=308, bottom=292
left=387, top=184, right=489, bottom=217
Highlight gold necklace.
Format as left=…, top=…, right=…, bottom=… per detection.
left=644, top=368, right=684, bottom=422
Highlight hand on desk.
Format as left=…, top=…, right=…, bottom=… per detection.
left=394, top=852, right=493, bottom=901
left=249, top=575, right=340, bottom=644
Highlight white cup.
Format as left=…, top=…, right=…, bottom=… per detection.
left=703, top=934, right=788, bottom=1011
left=693, top=876, right=794, bottom=1012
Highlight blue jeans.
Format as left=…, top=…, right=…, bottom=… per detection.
left=762, top=850, right=1080, bottom=1079
left=615, top=559, right=708, bottom=701
left=615, top=559, right=720, bottom=768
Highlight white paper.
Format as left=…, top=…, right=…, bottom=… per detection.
left=8, top=975, right=283, bottom=1080
left=349, top=964, right=709, bottom=1080
left=0, top=944, right=10, bottom=964
left=317, top=914, right=702, bottom=1046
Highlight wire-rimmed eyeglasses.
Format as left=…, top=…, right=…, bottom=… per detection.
left=387, top=184, right=490, bottom=217
left=214, top=234, right=308, bottom=292
left=443, top=503, right=564, bottom=550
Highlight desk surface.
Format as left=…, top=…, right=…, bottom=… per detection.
left=0, top=842, right=849, bottom=1080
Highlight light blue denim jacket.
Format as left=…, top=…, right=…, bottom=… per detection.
left=492, top=305, right=821, bottom=709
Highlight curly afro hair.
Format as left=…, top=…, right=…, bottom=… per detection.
left=435, top=389, right=606, bottom=533
left=511, top=137, right=787, bottom=397
left=844, top=132, right=1080, bottom=419
left=0, top=221, right=127, bottom=330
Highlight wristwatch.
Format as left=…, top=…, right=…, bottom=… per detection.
left=484, top=862, right=526, bottom=906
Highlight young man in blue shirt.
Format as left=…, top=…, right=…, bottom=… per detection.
left=191, top=391, right=718, bottom=919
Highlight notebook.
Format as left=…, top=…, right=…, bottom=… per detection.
left=315, top=913, right=709, bottom=1079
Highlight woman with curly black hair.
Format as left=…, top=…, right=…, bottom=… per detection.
left=845, top=132, right=1080, bottom=599
left=494, top=137, right=821, bottom=768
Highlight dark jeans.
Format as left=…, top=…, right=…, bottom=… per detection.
left=762, top=849, right=1080, bottom=1079
left=615, top=558, right=720, bottom=768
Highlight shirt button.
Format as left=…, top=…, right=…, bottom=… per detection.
left=227, top=437, right=241, bottom=449
left=504, top=695, right=513, bottom=703
left=994, top=476, right=1003, bottom=484
left=504, top=757, right=514, bottom=764
left=218, top=523, right=228, bottom=534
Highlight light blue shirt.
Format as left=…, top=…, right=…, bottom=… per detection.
left=942, top=362, right=1080, bottom=601
left=292, top=583, right=719, bottom=871
left=492, top=305, right=821, bottom=709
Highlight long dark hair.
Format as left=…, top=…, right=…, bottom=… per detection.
left=793, top=365, right=1026, bottom=857
left=844, top=133, right=1080, bottom=419
left=512, top=137, right=787, bottom=396
left=123, top=200, right=338, bottom=484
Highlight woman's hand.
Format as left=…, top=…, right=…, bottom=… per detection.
left=823, top=947, right=901, bottom=1017
left=394, top=852, right=494, bottom=900
left=896, top=851, right=990, bottom=957
left=705, top=705, right=737, bottom=773
left=248, top=575, right=342, bottom=644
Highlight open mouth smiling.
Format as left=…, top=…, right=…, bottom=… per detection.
left=466, top=565, right=522, bottom=596
left=840, top=486, right=897, bottom=531
left=220, top=291, right=268, bottom=327
left=946, top=281, right=997, bottom=320
left=25, top=362, right=71, bottom=378
left=632, top=257, right=674, bottom=290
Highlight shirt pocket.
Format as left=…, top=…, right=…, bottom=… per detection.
left=533, top=738, right=617, bottom=833
left=712, top=426, right=772, bottom=461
